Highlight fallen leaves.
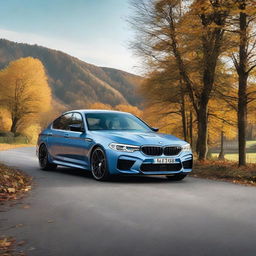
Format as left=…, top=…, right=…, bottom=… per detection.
left=191, top=160, right=256, bottom=186
left=0, top=237, right=12, bottom=248
left=0, top=236, right=27, bottom=256
left=0, top=163, right=32, bottom=202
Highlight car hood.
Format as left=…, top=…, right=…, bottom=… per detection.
left=90, top=131, right=187, bottom=146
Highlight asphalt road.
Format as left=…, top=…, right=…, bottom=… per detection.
left=0, top=147, right=256, bottom=256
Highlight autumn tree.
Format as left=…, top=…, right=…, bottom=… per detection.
left=140, top=63, right=191, bottom=141
left=228, top=0, right=256, bottom=166
left=89, top=102, right=113, bottom=110
left=115, top=104, right=143, bottom=117
left=0, top=57, right=51, bottom=133
left=130, top=0, right=232, bottom=160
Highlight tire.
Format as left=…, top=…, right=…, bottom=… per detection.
left=38, top=144, right=57, bottom=171
left=166, top=173, right=187, bottom=181
left=91, top=147, right=110, bottom=181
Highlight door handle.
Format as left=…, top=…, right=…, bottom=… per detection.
left=64, top=133, right=69, bottom=138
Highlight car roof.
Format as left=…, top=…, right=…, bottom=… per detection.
left=64, top=109, right=132, bottom=115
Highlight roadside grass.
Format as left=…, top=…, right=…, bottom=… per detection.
left=211, top=153, right=256, bottom=163
left=246, top=140, right=256, bottom=148
left=192, top=160, right=256, bottom=186
left=0, top=163, right=32, bottom=202
left=0, top=143, right=34, bottom=151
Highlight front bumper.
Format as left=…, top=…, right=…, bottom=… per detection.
left=105, top=149, right=193, bottom=175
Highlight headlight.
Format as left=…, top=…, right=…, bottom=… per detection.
left=109, top=143, right=140, bottom=153
left=182, top=144, right=191, bottom=152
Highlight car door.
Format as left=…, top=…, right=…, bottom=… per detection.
left=63, top=112, right=91, bottom=168
left=47, top=113, right=73, bottom=162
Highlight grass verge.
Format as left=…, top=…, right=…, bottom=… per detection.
left=191, top=160, right=256, bottom=186
left=0, top=144, right=34, bottom=151
left=211, top=153, right=256, bottom=163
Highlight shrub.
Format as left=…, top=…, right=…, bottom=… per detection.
left=0, top=131, right=14, bottom=137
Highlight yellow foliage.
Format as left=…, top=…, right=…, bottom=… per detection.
left=40, top=100, right=68, bottom=130
left=0, top=108, right=11, bottom=131
left=89, top=102, right=143, bottom=118
left=89, top=102, right=113, bottom=110
left=115, top=104, right=143, bottom=117
left=0, top=57, right=52, bottom=133
left=22, top=124, right=41, bottom=144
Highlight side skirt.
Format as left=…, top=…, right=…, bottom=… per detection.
left=52, top=160, right=90, bottom=171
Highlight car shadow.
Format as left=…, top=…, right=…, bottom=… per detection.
left=50, top=167, right=187, bottom=184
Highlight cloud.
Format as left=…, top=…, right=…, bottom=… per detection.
left=0, top=28, right=140, bottom=74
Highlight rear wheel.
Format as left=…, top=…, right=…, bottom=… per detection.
left=39, top=144, right=57, bottom=171
left=91, top=147, right=110, bottom=181
left=166, top=173, right=187, bottom=181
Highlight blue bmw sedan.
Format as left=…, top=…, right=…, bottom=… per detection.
left=37, top=110, right=193, bottom=181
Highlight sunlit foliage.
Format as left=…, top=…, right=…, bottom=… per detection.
left=0, top=57, right=51, bottom=134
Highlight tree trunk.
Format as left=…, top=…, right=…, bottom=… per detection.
left=237, top=4, right=248, bottom=167
left=10, top=117, right=18, bottom=134
left=180, top=90, right=187, bottom=141
left=196, top=102, right=208, bottom=160
left=238, top=74, right=247, bottom=166
left=247, top=124, right=253, bottom=140
left=189, top=110, right=193, bottom=149
left=218, top=131, right=225, bottom=160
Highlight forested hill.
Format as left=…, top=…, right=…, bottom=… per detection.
left=0, top=39, right=143, bottom=109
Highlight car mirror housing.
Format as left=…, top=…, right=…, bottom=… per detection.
left=151, top=127, right=159, bottom=132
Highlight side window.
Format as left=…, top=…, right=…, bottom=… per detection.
left=71, top=113, right=83, bottom=127
left=52, top=113, right=73, bottom=130
left=52, top=117, right=61, bottom=129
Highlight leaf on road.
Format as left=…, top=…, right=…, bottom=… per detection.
left=22, top=204, right=30, bottom=209
left=7, top=188, right=16, bottom=193
left=17, top=240, right=26, bottom=246
left=0, top=238, right=11, bottom=247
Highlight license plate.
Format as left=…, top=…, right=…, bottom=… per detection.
left=154, top=158, right=176, bottom=164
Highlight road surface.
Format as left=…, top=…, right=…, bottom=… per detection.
left=0, top=147, right=256, bottom=256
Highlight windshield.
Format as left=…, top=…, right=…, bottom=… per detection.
left=85, top=113, right=152, bottom=132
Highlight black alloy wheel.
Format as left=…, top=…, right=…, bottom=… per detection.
left=39, top=144, right=57, bottom=170
left=91, top=147, right=110, bottom=181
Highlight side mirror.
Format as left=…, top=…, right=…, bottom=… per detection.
left=69, top=124, right=85, bottom=132
left=151, top=127, right=159, bottom=132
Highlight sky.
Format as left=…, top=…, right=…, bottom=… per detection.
left=0, top=0, right=140, bottom=74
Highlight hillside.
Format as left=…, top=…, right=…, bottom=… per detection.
left=0, top=39, right=143, bottom=109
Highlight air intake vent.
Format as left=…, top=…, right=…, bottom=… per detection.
left=182, top=159, right=193, bottom=169
left=117, top=159, right=135, bottom=170
left=140, top=163, right=182, bottom=172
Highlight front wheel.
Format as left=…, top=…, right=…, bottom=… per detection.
left=166, top=173, right=187, bottom=181
left=91, top=147, right=110, bottom=181
left=39, top=144, right=57, bottom=171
